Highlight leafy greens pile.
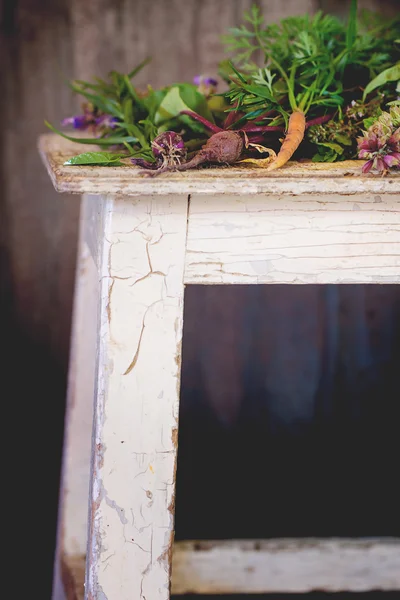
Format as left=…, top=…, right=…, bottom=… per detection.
left=46, top=0, right=400, bottom=174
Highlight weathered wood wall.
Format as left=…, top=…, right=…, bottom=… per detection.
left=1, top=0, right=399, bottom=596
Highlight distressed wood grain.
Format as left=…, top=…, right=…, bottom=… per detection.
left=39, top=134, right=400, bottom=197
left=70, top=0, right=317, bottom=89
left=58, top=537, right=400, bottom=598
left=172, top=538, right=400, bottom=594
left=1, top=0, right=79, bottom=366
left=25, top=2, right=400, bottom=598
left=1, top=5, right=78, bottom=597
left=3, top=0, right=396, bottom=368
left=319, top=0, right=399, bottom=19
left=54, top=196, right=103, bottom=600
left=185, top=193, right=400, bottom=284
left=52, top=186, right=400, bottom=599
left=259, top=0, right=318, bottom=20
left=85, top=194, right=189, bottom=600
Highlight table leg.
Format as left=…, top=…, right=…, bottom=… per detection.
left=86, top=194, right=189, bottom=600
left=53, top=195, right=102, bottom=600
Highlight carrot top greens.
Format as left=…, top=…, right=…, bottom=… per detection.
left=46, top=0, right=400, bottom=174
left=221, top=0, right=400, bottom=165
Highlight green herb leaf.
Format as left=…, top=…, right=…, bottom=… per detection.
left=228, top=61, right=248, bottom=84
left=317, top=141, right=344, bottom=154
left=312, top=145, right=341, bottom=162
left=141, top=88, right=167, bottom=120
left=334, top=133, right=352, bottom=146
left=68, top=84, right=124, bottom=119
left=345, top=0, right=358, bottom=58
left=44, top=121, right=138, bottom=146
left=363, top=116, right=377, bottom=129
left=240, top=83, right=276, bottom=102
left=312, top=152, right=337, bottom=163
left=363, top=62, right=400, bottom=100
left=64, top=152, right=125, bottom=166
left=154, top=85, right=214, bottom=129
left=177, top=84, right=215, bottom=122
left=115, top=122, right=149, bottom=148
left=123, top=75, right=144, bottom=108
left=128, top=57, right=151, bottom=79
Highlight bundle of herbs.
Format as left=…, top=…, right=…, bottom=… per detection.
left=46, top=0, right=400, bottom=175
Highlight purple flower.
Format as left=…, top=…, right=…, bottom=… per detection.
left=362, top=159, right=374, bottom=173
left=193, top=75, right=218, bottom=97
left=61, top=109, right=118, bottom=135
left=95, top=114, right=118, bottom=129
left=61, top=115, right=90, bottom=129
left=388, top=128, right=400, bottom=148
left=358, top=132, right=385, bottom=155
left=362, top=152, right=400, bottom=173
left=383, top=153, right=400, bottom=167
left=358, top=124, right=400, bottom=174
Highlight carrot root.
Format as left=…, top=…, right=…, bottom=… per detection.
left=266, top=110, right=306, bottom=171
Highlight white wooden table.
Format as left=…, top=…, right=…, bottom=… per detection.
left=39, top=134, right=400, bottom=600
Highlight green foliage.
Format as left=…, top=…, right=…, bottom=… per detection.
left=306, top=95, right=385, bottom=162
left=363, top=62, right=400, bottom=100
left=46, top=61, right=213, bottom=162
left=220, top=1, right=400, bottom=161
left=345, top=0, right=358, bottom=66
left=44, top=121, right=138, bottom=146
left=154, top=84, right=214, bottom=131
left=222, top=2, right=400, bottom=116
left=312, top=143, right=345, bottom=163
left=47, top=3, right=400, bottom=168
left=64, top=152, right=126, bottom=166
left=363, top=102, right=400, bottom=132
left=308, top=121, right=353, bottom=162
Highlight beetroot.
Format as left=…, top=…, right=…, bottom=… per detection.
left=140, top=130, right=245, bottom=177
left=131, top=131, right=187, bottom=173
left=151, top=131, right=186, bottom=161
left=175, top=130, right=244, bottom=171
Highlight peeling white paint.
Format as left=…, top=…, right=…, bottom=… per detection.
left=85, top=195, right=188, bottom=600
left=172, top=539, right=400, bottom=593
left=185, top=193, right=400, bottom=284
left=39, top=134, right=400, bottom=197
left=44, top=137, right=400, bottom=599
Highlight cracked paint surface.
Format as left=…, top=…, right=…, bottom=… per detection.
left=40, top=134, right=400, bottom=197
left=86, top=195, right=189, bottom=600
left=185, top=193, right=400, bottom=285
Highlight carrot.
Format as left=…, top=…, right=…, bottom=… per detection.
left=266, top=110, right=306, bottom=171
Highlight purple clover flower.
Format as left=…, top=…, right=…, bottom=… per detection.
left=61, top=111, right=118, bottom=134
left=193, top=75, right=218, bottom=97
left=193, top=75, right=218, bottom=87
left=358, top=122, right=400, bottom=174
left=61, top=115, right=90, bottom=129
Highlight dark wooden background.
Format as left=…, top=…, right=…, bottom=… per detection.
left=1, top=0, right=399, bottom=596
